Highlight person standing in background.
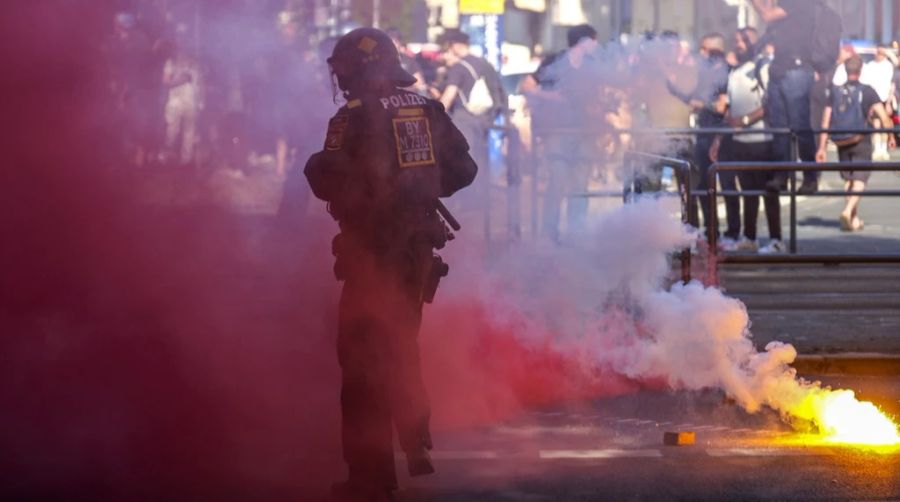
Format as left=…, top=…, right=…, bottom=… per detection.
left=160, top=32, right=200, bottom=167
left=711, top=27, right=784, bottom=254
left=666, top=32, right=729, bottom=236
left=752, top=0, right=825, bottom=195
left=523, top=24, right=602, bottom=241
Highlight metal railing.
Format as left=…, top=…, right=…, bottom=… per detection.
left=498, top=126, right=900, bottom=278
left=705, top=161, right=900, bottom=286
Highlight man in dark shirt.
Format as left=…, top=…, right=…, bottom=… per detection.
left=522, top=24, right=601, bottom=241
left=816, top=55, right=895, bottom=232
left=752, top=0, right=819, bottom=194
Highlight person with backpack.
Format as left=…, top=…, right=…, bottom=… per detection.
left=816, top=55, right=895, bottom=232
left=710, top=27, right=784, bottom=254
left=438, top=29, right=506, bottom=207
left=752, top=0, right=842, bottom=195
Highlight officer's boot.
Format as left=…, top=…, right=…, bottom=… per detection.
left=406, top=428, right=435, bottom=477
left=406, top=448, right=435, bottom=477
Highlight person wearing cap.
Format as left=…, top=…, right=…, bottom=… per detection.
left=304, top=27, right=477, bottom=501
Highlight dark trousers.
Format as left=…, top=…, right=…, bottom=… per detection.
left=723, top=140, right=782, bottom=240
left=767, top=67, right=817, bottom=182
left=337, top=247, right=432, bottom=490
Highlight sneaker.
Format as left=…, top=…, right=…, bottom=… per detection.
left=736, top=237, right=758, bottom=251
left=718, top=236, right=739, bottom=251
left=758, top=239, right=786, bottom=254
left=798, top=178, right=818, bottom=195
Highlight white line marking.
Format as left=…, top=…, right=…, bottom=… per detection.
left=540, top=449, right=663, bottom=459
left=616, top=418, right=640, bottom=423
left=429, top=451, right=501, bottom=460
left=706, top=448, right=835, bottom=457
left=635, top=420, right=656, bottom=426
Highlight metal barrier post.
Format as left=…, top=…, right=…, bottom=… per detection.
left=789, top=133, right=800, bottom=253
left=707, top=166, right=719, bottom=286
left=789, top=171, right=797, bottom=253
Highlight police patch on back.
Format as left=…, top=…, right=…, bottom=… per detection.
left=392, top=108, right=435, bottom=168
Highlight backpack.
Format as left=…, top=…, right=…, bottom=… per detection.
left=830, top=82, right=866, bottom=146
left=810, top=1, right=842, bottom=75
left=457, top=58, right=495, bottom=116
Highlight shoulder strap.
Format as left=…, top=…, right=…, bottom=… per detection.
left=457, top=58, right=480, bottom=80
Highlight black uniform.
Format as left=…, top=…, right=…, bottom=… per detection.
left=305, top=88, right=476, bottom=492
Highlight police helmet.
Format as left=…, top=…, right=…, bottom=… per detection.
left=327, top=27, right=417, bottom=88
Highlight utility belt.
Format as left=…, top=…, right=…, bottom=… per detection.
left=331, top=208, right=453, bottom=303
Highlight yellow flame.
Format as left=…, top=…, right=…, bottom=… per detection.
left=794, top=389, right=900, bottom=445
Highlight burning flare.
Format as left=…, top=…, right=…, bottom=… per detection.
left=796, top=389, right=900, bottom=445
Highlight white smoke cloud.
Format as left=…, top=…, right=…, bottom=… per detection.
left=436, top=197, right=834, bottom=429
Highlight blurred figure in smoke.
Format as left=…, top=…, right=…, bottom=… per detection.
left=104, top=11, right=156, bottom=167
left=666, top=32, right=729, bottom=233
left=524, top=24, right=601, bottom=242
left=160, top=26, right=200, bottom=167
left=304, top=28, right=477, bottom=500
left=630, top=31, right=694, bottom=196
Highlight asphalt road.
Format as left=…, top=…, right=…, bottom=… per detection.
left=392, top=376, right=900, bottom=501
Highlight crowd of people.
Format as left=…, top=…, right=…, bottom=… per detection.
left=102, top=3, right=335, bottom=176
left=101, top=1, right=900, bottom=249
left=514, top=0, right=900, bottom=250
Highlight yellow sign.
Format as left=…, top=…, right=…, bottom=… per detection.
left=459, top=0, right=504, bottom=14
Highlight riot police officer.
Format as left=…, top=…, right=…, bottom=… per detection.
left=304, top=28, right=477, bottom=501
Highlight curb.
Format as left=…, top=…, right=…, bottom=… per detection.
left=792, top=353, right=900, bottom=376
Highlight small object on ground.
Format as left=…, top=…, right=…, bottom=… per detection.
left=664, top=431, right=696, bottom=446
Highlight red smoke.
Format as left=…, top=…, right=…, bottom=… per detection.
left=0, top=3, right=650, bottom=498
left=423, top=301, right=648, bottom=429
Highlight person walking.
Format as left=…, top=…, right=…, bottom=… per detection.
left=816, top=55, right=895, bottom=232
left=304, top=28, right=477, bottom=501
